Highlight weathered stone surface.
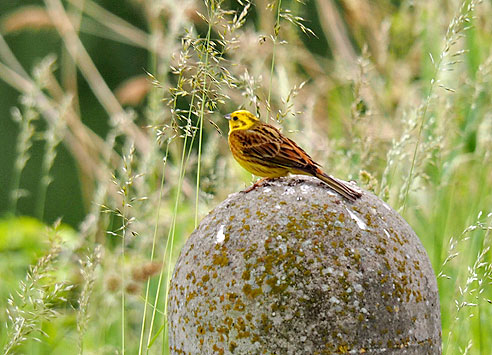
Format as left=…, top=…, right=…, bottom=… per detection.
left=168, top=176, right=441, bottom=354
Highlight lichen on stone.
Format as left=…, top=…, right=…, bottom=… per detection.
left=168, top=176, right=441, bottom=354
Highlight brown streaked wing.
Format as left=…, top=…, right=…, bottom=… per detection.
left=278, top=135, right=321, bottom=171
left=242, top=123, right=319, bottom=171
left=232, top=126, right=281, bottom=158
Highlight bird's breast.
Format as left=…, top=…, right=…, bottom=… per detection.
left=228, top=132, right=287, bottom=178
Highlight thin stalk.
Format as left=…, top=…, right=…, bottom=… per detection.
left=195, top=11, right=214, bottom=228
left=402, top=62, right=439, bottom=214
left=10, top=161, right=22, bottom=214
left=267, top=0, right=282, bottom=111
left=138, top=145, right=170, bottom=355
left=9, top=107, right=36, bottom=215
left=162, top=136, right=191, bottom=352
left=160, top=116, right=201, bottom=352
left=476, top=207, right=491, bottom=354
left=146, top=114, right=199, bottom=352
left=119, top=147, right=136, bottom=355
left=138, top=11, right=163, bottom=353
left=36, top=168, right=49, bottom=221
left=121, top=206, right=126, bottom=355
left=478, top=298, right=483, bottom=355
left=146, top=94, right=196, bottom=352
left=402, top=0, right=477, bottom=213
left=36, top=125, right=61, bottom=221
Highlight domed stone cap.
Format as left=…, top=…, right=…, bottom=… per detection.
left=168, top=176, right=441, bottom=354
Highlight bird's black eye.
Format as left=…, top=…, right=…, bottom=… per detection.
left=233, top=116, right=238, bottom=121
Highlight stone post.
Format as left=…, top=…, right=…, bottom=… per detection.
left=168, top=176, right=441, bottom=354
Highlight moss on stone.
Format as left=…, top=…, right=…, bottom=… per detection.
left=168, top=176, right=441, bottom=354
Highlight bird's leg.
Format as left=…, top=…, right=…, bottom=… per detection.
left=242, top=178, right=271, bottom=193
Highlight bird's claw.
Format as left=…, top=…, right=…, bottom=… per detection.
left=241, top=178, right=271, bottom=193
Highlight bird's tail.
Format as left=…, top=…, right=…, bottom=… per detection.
left=314, top=170, right=362, bottom=202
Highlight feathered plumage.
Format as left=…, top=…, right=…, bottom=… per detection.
left=226, top=110, right=362, bottom=202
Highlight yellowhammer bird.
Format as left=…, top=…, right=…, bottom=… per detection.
left=225, top=110, right=362, bottom=202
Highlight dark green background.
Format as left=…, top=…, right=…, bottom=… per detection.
left=0, top=0, right=149, bottom=227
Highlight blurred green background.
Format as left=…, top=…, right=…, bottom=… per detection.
left=0, top=0, right=150, bottom=227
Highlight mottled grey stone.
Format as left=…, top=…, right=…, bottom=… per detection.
left=168, top=176, right=441, bottom=354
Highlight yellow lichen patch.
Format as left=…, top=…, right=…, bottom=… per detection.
left=337, top=344, right=349, bottom=353
left=242, top=268, right=251, bottom=281
left=212, top=344, right=224, bottom=355
left=237, top=330, right=251, bottom=339
left=243, top=243, right=258, bottom=260
left=185, top=291, right=197, bottom=305
left=229, top=341, right=238, bottom=352
left=235, top=317, right=246, bottom=332
left=197, top=325, right=206, bottom=335
left=375, top=245, right=386, bottom=255
left=223, top=316, right=233, bottom=328
left=256, top=210, right=267, bottom=219
left=233, top=298, right=246, bottom=311
left=242, top=283, right=263, bottom=298
left=226, top=292, right=238, bottom=302
left=213, top=251, right=229, bottom=267
left=265, top=276, right=289, bottom=294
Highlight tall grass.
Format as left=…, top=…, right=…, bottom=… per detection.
left=0, top=0, right=491, bottom=354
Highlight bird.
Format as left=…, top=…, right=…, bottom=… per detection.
left=225, top=110, right=362, bottom=202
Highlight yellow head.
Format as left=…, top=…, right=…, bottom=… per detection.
left=225, top=110, right=259, bottom=134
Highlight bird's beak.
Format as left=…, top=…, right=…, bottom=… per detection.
left=224, top=113, right=231, bottom=120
